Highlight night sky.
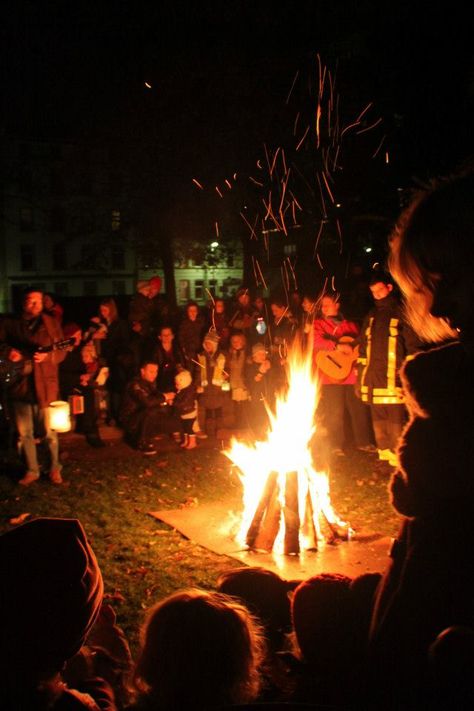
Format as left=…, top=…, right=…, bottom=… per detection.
left=2, top=1, right=474, bottom=258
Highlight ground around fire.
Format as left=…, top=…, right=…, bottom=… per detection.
left=0, top=423, right=401, bottom=651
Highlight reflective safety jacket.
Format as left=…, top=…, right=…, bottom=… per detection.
left=357, top=294, right=420, bottom=405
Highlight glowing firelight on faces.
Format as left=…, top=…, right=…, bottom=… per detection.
left=224, top=342, right=349, bottom=555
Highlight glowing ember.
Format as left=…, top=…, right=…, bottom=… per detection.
left=224, top=342, right=350, bottom=555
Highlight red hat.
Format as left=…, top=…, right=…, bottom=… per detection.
left=149, top=276, right=162, bottom=291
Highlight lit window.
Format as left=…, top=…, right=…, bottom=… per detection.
left=208, top=279, right=218, bottom=297
left=194, top=280, right=204, bottom=300
left=283, top=243, right=297, bottom=255
left=111, top=210, right=121, bottom=231
left=178, top=280, right=190, bottom=302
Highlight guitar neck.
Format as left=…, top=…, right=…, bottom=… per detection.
left=36, top=338, right=75, bottom=354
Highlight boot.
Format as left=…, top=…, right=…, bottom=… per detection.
left=180, top=434, right=189, bottom=448
left=185, top=434, right=197, bottom=449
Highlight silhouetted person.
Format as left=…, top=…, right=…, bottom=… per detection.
left=369, top=167, right=474, bottom=708
left=131, top=589, right=265, bottom=710
left=0, top=517, right=117, bottom=710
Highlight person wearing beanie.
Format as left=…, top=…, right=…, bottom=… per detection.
left=227, top=330, right=250, bottom=429
left=195, top=330, right=229, bottom=437
left=245, top=342, right=272, bottom=438
left=0, top=517, right=117, bottom=710
left=128, top=276, right=162, bottom=339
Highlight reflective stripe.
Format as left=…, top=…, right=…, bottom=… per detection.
left=387, top=318, right=399, bottom=391
left=362, top=389, right=404, bottom=404
left=360, top=317, right=373, bottom=391
left=373, top=395, right=404, bottom=405
left=373, top=386, right=403, bottom=397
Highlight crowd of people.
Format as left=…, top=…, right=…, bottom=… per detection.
left=1, top=261, right=419, bottom=479
left=1, top=166, right=474, bottom=708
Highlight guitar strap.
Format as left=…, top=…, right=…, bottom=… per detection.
left=26, top=316, right=42, bottom=334
left=41, top=313, right=58, bottom=344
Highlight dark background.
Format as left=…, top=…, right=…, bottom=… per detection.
left=2, top=0, right=473, bottom=281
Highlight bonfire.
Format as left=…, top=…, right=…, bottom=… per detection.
left=224, top=342, right=351, bottom=555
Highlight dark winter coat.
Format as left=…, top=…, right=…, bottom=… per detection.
left=178, top=315, right=205, bottom=368
left=120, top=376, right=167, bottom=427
left=357, top=294, right=420, bottom=405
left=151, top=341, right=186, bottom=392
left=369, top=340, right=474, bottom=696
left=391, top=340, right=474, bottom=518
left=128, top=293, right=159, bottom=337
left=174, top=383, right=197, bottom=418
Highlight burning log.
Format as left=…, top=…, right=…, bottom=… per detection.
left=284, top=471, right=300, bottom=555
left=246, top=472, right=281, bottom=552
left=226, top=340, right=351, bottom=556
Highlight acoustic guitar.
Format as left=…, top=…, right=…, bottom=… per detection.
left=315, top=336, right=359, bottom=381
left=0, top=338, right=75, bottom=387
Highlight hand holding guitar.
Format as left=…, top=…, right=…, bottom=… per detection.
left=315, top=336, right=359, bottom=381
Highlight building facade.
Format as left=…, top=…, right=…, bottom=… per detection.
left=0, top=135, right=243, bottom=314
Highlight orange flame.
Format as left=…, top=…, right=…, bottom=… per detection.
left=224, top=342, right=349, bottom=556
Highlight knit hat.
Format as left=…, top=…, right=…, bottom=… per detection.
left=0, top=517, right=103, bottom=675
left=203, top=330, right=220, bottom=345
left=149, top=276, right=162, bottom=292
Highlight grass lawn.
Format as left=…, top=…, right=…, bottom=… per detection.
left=0, top=432, right=401, bottom=653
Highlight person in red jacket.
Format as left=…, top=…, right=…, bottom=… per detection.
left=313, top=293, right=374, bottom=458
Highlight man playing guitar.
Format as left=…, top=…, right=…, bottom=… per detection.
left=0, top=289, right=67, bottom=485
left=313, top=293, right=375, bottom=458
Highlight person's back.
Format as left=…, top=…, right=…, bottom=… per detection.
left=0, top=517, right=117, bottom=711
left=131, top=589, right=265, bottom=710
left=368, top=167, right=474, bottom=707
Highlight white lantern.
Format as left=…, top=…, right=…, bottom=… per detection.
left=49, top=400, right=72, bottom=432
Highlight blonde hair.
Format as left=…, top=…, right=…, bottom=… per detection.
left=389, top=169, right=474, bottom=343
left=134, top=589, right=266, bottom=709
